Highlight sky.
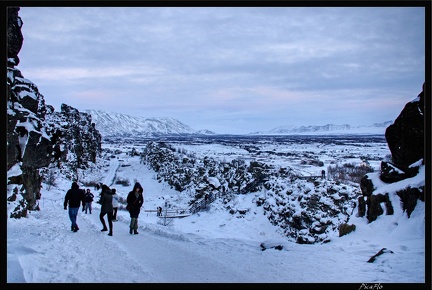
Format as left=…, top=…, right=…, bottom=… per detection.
left=15, top=5, right=426, bottom=134
left=6, top=141, right=427, bottom=284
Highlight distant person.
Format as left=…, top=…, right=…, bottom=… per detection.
left=35, top=185, right=42, bottom=210
left=111, top=188, right=119, bottom=221
left=204, top=193, right=209, bottom=208
left=321, top=170, right=326, bottom=179
left=64, top=182, right=86, bottom=232
left=157, top=206, right=162, bottom=217
left=84, top=188, right=94, bottom=214
left=99, top=184, right=114, bottom=236
left=126, top=182, right=144, bottom=235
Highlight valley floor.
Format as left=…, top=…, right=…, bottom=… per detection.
left=6, top=148, right=426, bottom=284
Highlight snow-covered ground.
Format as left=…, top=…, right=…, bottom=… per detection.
left=7, top=137, right=426, bottom=284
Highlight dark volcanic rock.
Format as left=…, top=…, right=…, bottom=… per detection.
left=385, top=83, right=424, bottom=171
left=359, top=84, right=425, bottom=223
left=7, top=7, right=23, bottom=67
left=7, top=7, right=102, bottom=216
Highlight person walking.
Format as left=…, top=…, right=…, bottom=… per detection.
left=64, top=182, right=85, bottom=232
left=99, top=184, right=114, bottom=236
left=126, top=182, right=144, bottom=235
left=204, top=193, right=209, bottom=208
left=84, top=188, right=94, bottom=214
left=111, top=188, right=119, bottom=221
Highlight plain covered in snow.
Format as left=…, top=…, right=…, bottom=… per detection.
left=6, top=141, right=426, bottom=284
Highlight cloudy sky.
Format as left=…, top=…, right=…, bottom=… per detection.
left=16, top=6, right=425, bottom=134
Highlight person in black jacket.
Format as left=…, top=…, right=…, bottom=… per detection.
left=84, top=189, right=94, bottom=214
left=64, top=182, right=86, bottom=232
left=99, top=184, right=114, bottom=236
left=126, top=182, right=144, bottom=235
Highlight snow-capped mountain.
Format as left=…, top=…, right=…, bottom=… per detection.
left=86, top=110, right=206, bottom=137
left=88, top=109, right=393, bottom=137
left=252, top=121, right=393, bottom=135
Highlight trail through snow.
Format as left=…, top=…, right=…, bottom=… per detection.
left=7, top=152, right=426, bottom=283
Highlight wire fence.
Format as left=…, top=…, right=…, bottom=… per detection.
left=39, top=197, right=64, bottom=209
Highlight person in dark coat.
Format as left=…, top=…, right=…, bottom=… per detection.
left=99, top=184, right=114, bottom=236
left=321, top=169, right=326, bottom=179
left=64, top=182, right=86, bottom=232
left=84, top=188, right=94, bottom=214
left=126, top=182, right=144, bottom=235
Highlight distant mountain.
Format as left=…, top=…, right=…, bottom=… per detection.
left=196, top=129, right=216, bottom=135
left=252, top=121, right=393, bottom=135
left=86, top=110, right=216, bottom=137
left=87, top=109, right=392, bottom=137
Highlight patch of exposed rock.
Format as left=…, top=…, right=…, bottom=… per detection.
left=358, top=83, right=425, bottom=222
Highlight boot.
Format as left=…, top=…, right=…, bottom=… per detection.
left=108, top=232, right=112, bottom=236
left=101, top=227, right=108, bottom=232
left=129, top=228, right=133, bottom=234
left=134, top=229, right=139, bottom=235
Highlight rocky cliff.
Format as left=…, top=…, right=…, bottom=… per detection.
left=358, top=83, right=425, bottom=223
left=7, top=7, right=102, bottom=218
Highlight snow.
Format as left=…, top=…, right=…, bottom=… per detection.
left=6, top=140, right=426, bottom=284
left=7, top=163, right=22, bottom=179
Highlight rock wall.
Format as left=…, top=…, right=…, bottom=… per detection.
left=358, top=83, right=425, bottom=222
left=7, top=7, right=102, bottom=217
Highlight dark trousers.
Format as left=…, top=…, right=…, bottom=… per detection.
left=100, top=212, right=113, bottom=232
left=113, top=207, right=118, bottom=220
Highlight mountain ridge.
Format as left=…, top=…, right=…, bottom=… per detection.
left=86, top=109, right=205, bottom=137
left=253, top=121, right=393, bottom=135
left=87, top=109, right=392, bottom=136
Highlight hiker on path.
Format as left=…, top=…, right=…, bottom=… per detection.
left=84, top=188, right=94, bottom=214
left=126, top=182, right=144, bottom=235
left=99, top=184, right=114, bottom=236
left=321, top=170, right=326, bottom=179
left=112, top=188, right=119, bottom=221
left=64, top=182, right=85, bottom=232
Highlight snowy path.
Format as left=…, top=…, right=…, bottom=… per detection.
left=9, top=197, right=425, bottom=283
left=103, top=157, right=119, bottom=187
left=7, top=153, right=426, bottom=283
left=7, top=201, right=289, bottom=283
left=7, top=157, right=278, bottom=282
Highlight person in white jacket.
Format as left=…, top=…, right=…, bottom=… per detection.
left=112, top=188, right=119, bottom=221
